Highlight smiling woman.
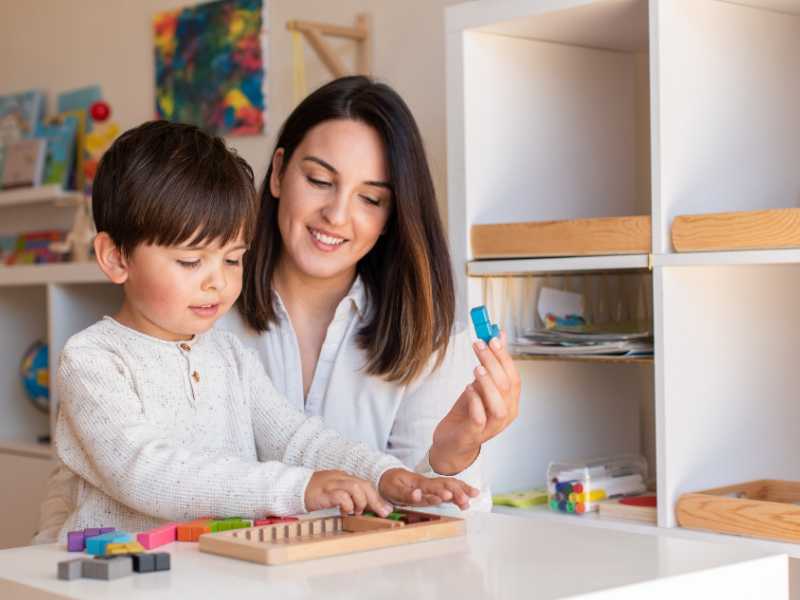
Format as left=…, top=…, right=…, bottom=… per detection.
left=219, top=77, right=521, bottom=510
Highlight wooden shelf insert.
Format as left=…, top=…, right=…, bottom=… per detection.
left=471, top=216, right=651, bottom=259
left=672, top=208, right=800, bottom=252
left=512, top=353, right=653, bottom=365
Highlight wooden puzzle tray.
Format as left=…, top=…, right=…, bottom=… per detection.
left=198, top=509, right=464, bottom=565
left=676, top=479, right=800, bottom=543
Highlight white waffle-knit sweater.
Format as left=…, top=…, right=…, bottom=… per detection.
left=34, top=317, right=403, bottom=543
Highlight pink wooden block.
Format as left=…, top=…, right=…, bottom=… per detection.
left=137, top=523, right=177, bottom=550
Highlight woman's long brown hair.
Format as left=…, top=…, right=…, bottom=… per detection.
left=238, top=76, right=455, bottom=385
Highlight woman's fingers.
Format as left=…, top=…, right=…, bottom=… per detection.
left=472, top=337, right=511, bottom=395
left=473, top=366, right=508, bottom=423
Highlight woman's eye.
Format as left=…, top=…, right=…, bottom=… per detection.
left=177, top=260, right=200, bottom=269
left=225, top=258, right=242, bottom=266
left=360, top=195, right=380, bottom=206
left=307, top=176, right=332, bottom=188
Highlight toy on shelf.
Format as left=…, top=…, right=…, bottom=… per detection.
left=20, top=340, right=49, bottom=414
left=49, top=195, right=95, bottom=262
left=492, top=488, right=549, bottom=509
left=199, top=509, right=464, bottom=565
left=4, top=230, right=67, bottom=265
left=66, top=526, right=115, bottom=552
left=547, top=454, right=647, bottom=516
left=470, top=305, right=500, bottom=344
left=82, top=100, right=119, bottom=195
left=137, top=522, right=178, bottom=550
left=598, top=494, right=657, bottom=524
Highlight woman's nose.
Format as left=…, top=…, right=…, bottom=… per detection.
left=321, top=191, right=349, bottom=226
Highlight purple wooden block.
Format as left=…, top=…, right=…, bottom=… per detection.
left=67, top=531, right=85, bottom=552
left=83, top=528, right=101, bottom=538
left=99, top=527, right=115, bottom=534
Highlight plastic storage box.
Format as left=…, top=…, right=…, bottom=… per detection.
left=547, top=454, right=647, bottom=515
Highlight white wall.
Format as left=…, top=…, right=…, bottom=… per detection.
left=0, top=0, right=464, bottom=224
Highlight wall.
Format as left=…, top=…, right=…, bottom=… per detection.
left=0, top=0, right=464, bottom=224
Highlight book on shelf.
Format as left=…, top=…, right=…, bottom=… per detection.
left=1, top=139, right=47, bottom=189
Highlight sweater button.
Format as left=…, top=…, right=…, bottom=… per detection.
left=180, top=343, right=191, bottom=352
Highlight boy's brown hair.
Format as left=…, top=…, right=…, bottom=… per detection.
left=92, top=120, right=257, bottom=256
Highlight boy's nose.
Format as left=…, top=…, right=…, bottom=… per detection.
left=203, top=267, right=228, bottom=291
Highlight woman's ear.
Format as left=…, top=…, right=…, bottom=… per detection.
left=269, top=148, right=285, bottom=198
left=94, top=232, right=130, bottom=285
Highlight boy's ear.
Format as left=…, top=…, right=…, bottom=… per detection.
left=269, top=148, right=285, bottom=198
left=94, top=232, right=129, bottom=285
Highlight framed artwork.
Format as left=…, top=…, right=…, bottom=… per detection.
left=154, top=0, right=266, bottom=136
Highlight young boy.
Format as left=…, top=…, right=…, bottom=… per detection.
left=34, top=121, right=476, bottom=543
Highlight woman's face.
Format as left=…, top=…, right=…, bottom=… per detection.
left=271, top=119, right=393, bottom=283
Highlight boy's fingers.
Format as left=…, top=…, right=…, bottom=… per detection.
left=363, top=483, right=392, bottom=517
left=331, top=490, right=354, bottom=515
left=345, top=481, right=368, bottom=515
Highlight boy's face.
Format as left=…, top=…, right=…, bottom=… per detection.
left=115, top=235, right=247, bottom=341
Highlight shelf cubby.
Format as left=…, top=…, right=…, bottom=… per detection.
left=654, top=0, right=800, bottom=254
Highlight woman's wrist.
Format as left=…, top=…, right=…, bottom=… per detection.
left=428, top=443, right=480, bottom=476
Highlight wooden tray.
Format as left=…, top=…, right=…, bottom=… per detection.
left=676, top=480, right=800, bottom=543
left=198, top=509, right=464, bottom=565
left=471, top=215, right=651, bottom=259
left=672, top=208, right=800, bottom=252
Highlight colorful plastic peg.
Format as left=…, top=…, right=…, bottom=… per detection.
left=470, top=305, right=500, bottom=344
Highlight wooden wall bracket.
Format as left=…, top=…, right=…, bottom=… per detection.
left=286, top=13, right=372, bottom=78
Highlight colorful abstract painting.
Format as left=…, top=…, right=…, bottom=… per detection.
left=154, top=0, right=265, bottom=136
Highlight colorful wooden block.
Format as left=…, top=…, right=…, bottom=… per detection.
left=83, top=528, right=101, bottom=538
left=67, top=531, right=85, bottom=552
left=57, top=559, right=83, bottom=580
left=153, top=552, right=171, bottom=571
left=104, top=541, right=145, bottom=556
left=177, top=519, right=213, bottom=542
left=131, top=553, right=156, bottom=573
left=81, top=556, right=133, bottom=580
left=85, top=531, right=133, bottom=555
left=137, top=523, right=177, bottom=549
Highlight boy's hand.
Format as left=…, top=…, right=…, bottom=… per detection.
left=305, top=470, right=393, bottom=517
left=378, top=468, right=479, bottom=510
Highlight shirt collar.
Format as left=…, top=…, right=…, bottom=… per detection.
left=272, top=275, right=367, bottom=320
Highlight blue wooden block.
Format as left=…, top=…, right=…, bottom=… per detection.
left=85, top=531, right=133, bottom=555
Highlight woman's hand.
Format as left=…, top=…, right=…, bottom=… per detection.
left=378, top=468, right=478, bottom=510
left=305, top=470, right=393, bottom=516
left=430, top=330, right=521, bottom=475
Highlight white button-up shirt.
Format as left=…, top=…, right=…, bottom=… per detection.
left=218, top=277, right=491, bottom=511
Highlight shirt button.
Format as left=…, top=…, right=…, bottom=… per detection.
left=192, top=371, right=200, bottom=383
left=180, top=343, right=191, bottom=352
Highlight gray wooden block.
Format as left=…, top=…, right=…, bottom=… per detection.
left=153, top=552, right=171, bottom=572
left=81, top=556, right=133, bottom=580
left=57, top=558, right=83, bottom=580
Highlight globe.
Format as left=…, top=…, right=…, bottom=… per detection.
left=20, top=340, right=49, bottom=413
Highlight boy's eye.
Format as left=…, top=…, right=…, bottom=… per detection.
left=306, top=176, right=332, bottom=188
left=177, top=259, right=200, bottom=269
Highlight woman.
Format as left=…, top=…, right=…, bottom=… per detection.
left=220, top=76, right=520, bottom=510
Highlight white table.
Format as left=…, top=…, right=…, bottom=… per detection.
left=0, top=512, right=788, bottom=599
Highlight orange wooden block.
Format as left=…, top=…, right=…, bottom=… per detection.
left=177, top=519, right=212, bottom=542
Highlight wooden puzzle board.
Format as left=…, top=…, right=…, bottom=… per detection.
left=198, top=510, right=465, bottom=565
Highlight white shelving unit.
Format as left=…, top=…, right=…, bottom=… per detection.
left=446, top=0, right=800, bottom=541
left=0, top=186, right=119, bottom=548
